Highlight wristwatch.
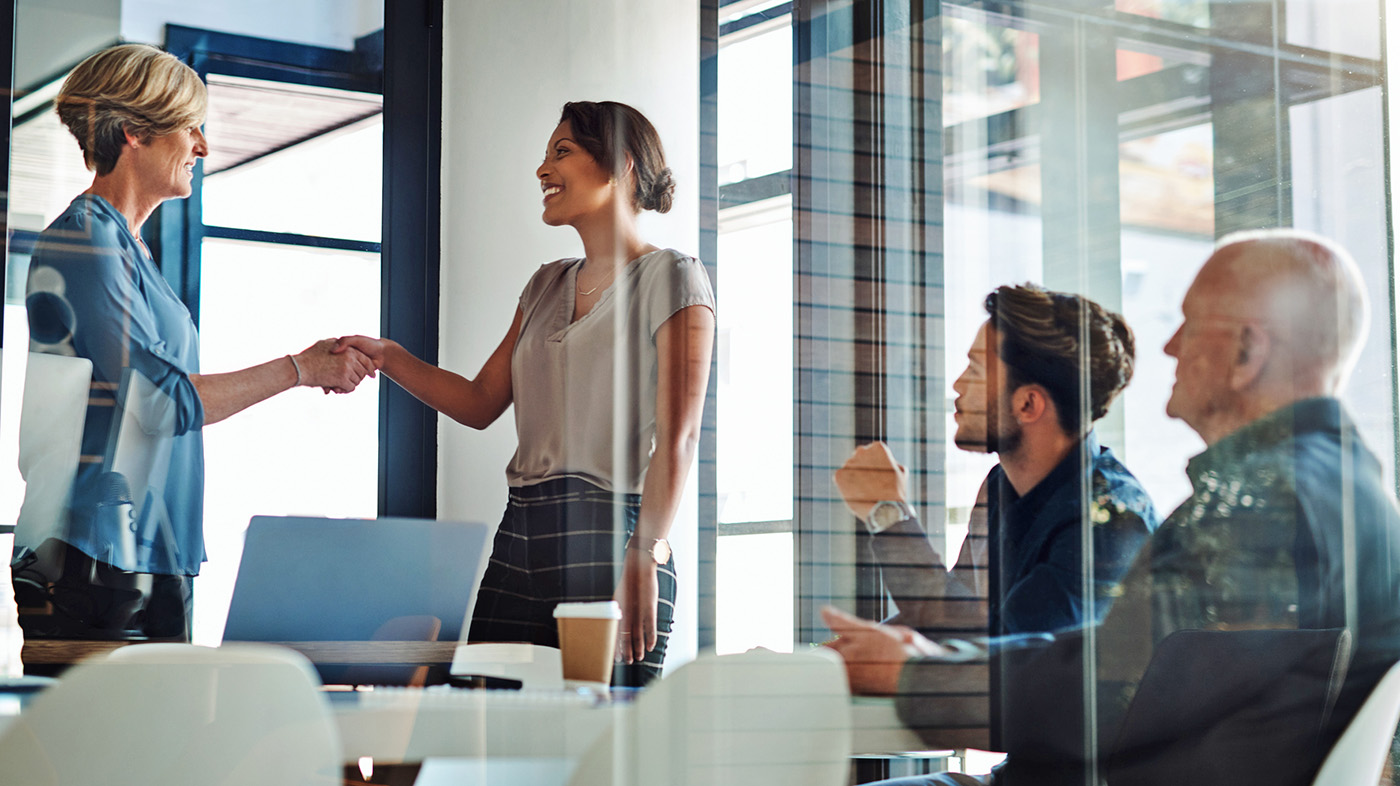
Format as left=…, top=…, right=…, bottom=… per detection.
left=627, top=536, right=672, bottom=565
left=866, top=500, right=916, bottom=534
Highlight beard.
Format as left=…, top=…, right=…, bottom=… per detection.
left=953, top=404, right=1023, bottom=455
left=986, top=419, right=1023, bottom=455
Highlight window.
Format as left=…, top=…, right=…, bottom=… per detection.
left=190, top=66, right=385, bottom=643
left=713, top=4, right=796, bottom=654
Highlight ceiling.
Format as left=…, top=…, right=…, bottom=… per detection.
left=202, top=74, right=382, bottom=176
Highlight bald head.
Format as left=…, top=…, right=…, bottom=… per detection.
left=1165, top=230, right=1368, bottom=444
left=1206, top=230, right=1368, bottom=391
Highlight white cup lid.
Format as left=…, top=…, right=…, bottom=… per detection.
left=553, top=600, right=622, bottom=619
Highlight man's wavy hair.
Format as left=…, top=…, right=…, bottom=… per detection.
left=55, top=44, right=207, bottom=176
left=985, top=284, right=1136, bottom=437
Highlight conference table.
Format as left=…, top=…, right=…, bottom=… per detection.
left=10, top=640, right=995, bottom=783
left=331, top=686, right=978, bottom=763
left=20, top=638, right=988, bottom=760
left=331, top=687, right=987, bottom=785
left=0, top=686, right=978, bottom=784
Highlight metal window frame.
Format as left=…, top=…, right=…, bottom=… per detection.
left=163, top=15, right=441, bottom=519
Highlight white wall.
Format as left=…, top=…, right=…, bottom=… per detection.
left=15, top=0, right=120, bottom=90
left=440, top=0, right=701, bottom=668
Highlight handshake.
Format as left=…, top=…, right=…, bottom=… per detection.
left=291, top=335, right=391, bottom=395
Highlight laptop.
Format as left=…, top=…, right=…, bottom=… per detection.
left=221, top=516, right=492, bottom=685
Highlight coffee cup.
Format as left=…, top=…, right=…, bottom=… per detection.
left=553, top=600, right=621, bottom=687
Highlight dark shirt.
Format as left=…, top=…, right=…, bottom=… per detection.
left=870, top=432, right=1158, bottom=639
left=896, top=398, right=1400, bottom=785
left=1128, top=397, right=1400, bottom=744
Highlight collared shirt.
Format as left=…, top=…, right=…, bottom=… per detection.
left=871, top=431, right=1159, bottom=639
left=986, top=431, right=1159, bottom=636
left=16, top=194, right=206, bottom=576
left=1092, top=398, right=1400, bottom=772
left=1147, top=398, right=1391, bottom=638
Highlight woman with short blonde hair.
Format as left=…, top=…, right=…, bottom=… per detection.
left=55, top=44, right=208, bottom=175
left=13, top=43, right=374, bottom=651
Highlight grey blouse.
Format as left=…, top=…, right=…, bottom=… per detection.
left=506, top=248, right=715, bottom=493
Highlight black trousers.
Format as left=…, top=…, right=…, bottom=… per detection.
left=468, top=477, right=677, bottom=687
left=12, top=538, right=193, bottom=673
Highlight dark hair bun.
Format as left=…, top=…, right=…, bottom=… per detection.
left=643, top=166, right=675, bottom=214
left=559, top=101, right=673, bottom=214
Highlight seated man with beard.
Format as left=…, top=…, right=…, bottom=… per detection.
left=836, top=284, right=1158, bottom=641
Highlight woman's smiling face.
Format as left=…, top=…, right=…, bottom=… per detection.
left=131, top=124, right=208, bottom=203
left=535, top=121, right=615, bottom=227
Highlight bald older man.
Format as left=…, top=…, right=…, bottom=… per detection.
left=827, top=230, right=1400, bottom=786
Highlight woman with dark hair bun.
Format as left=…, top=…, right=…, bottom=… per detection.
left=338, top=101, right=714, bottom=684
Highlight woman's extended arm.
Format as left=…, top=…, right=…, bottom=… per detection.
left=335, top=307, right=523, bottom=430
left=192, top=339, right=375, bottom=425
left=615, top=303, right=716, bottom=663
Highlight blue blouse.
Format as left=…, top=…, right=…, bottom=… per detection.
left=17, top=194, right=206, bottom=576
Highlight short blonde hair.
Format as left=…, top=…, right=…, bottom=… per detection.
left=55, top=44, right=207, bottom=176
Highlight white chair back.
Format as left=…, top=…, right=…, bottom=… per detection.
left=570, top=647, right=852, bottom=786
left=0, top=643, right=343, bottom=786
left=14, top=351, right=91, bottom=548
left=450, top=642, right=565, bottom=690
left=1310, top=660, right=1400, bottom=786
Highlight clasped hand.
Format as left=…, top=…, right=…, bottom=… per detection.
left=294, top=338, right=379, bottom=394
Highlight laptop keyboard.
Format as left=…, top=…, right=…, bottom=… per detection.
left=339, top=685, right=607, bottom=710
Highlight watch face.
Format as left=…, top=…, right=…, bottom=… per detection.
left=872, top=502, right=900, bottom=528
left=870, top=501, right=911, bottom=532
left=651, top=539, right=672, bottom=565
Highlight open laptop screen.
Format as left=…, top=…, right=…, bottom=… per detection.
left=221, top=516, right=491, bottom=683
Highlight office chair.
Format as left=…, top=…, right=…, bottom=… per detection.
left=14, top=352, right=92, bottom=546
left=1105, top=628, right=1351, bottom=786
left=569, top=647, right=853, bottom=786
left=0, top=642, right=343, bottom=786
left=1309, top=658, right=1400, bottom=786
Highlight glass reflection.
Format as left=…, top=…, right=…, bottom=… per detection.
left=7, top=33, right=381, bottom=671
left=1, top=1, right=1399, bottom=785
left=834, top=232, right=1400, bottom=786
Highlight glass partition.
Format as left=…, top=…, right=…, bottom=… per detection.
left=1, top=1, right=385, bottom=671
left=3, top=0, right=1400, bottom=783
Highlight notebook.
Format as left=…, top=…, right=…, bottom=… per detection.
left=221, top=515, right=492, bottom=685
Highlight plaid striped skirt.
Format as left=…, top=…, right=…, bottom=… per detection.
left=467, top=477, right=676, bottom=686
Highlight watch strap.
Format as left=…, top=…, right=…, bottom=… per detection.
left=627, top=536, right=671, bottom=564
